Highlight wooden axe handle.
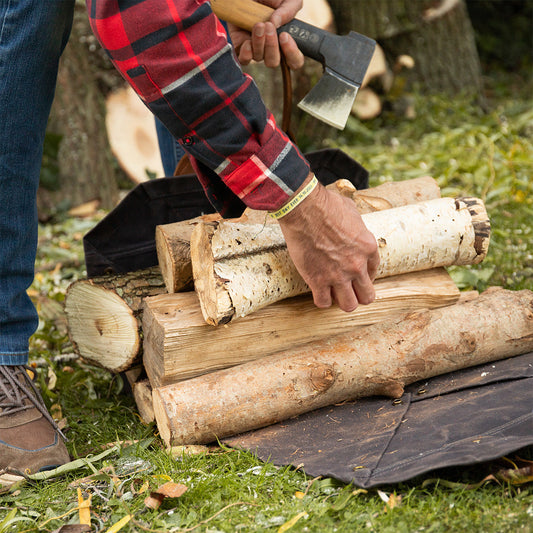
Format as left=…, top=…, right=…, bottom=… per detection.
left=211, top=0, right=274, bottom=32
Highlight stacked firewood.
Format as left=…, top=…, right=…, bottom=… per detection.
left=64, top=177, right=533, bottom=446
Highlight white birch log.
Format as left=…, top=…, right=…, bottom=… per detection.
left=157, top=176, right=441, bottom=293
left=191, top=196, right=490, bottom=325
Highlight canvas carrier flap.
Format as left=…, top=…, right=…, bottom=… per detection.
left=223, top=351, right=533, bottom=487
left=83, top=149, right=369, bottom=277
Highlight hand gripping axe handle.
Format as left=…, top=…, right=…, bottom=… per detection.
left=211, top=0, right=376, bottom=130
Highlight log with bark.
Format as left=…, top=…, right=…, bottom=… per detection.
left=142, top=268, right=460, bottom=387
left=191, top=196, right=490, bottom=325
left=157, top=176, right=441, bottom=293
left=152, top=287, right=533, bottom=445
left=64, top=267, right=166, bottom=372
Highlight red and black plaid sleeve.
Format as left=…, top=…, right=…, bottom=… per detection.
left=87, top=0, right=310, bottom=215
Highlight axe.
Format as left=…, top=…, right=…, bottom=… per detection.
left=211, top=0, right=376, bottom=130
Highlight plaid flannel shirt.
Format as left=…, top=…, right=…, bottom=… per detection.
left=87, top=0, right=310, bottom=216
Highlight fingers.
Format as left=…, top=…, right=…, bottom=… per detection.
left=251, top=22, right=280, bottom=67
left=238, top=39, right=253, bottom=65
left=367, top=248, right=380, bottom=282
left=311, top=272, right=376, bottom=312
left=269, top=0, right=303, bottom=27
left=234, top=23, right=303, bottom=69
left=279, top=32, right=304, bottom=69
left=352, top=276, right=376, bottom=306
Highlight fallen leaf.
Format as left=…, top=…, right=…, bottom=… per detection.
left=77, top=488, right=91, bottom=526
left=168, top=445, right=209, bottom=458
left=144, top=482, right=188, bottom=509
left=47, top=367, right=57, bottom=390
left=68, top=199, right=101, bottom=218
left=386, top=493, right=402, bottom=510
left=377, top=490, right=389, bottom=503
left=496, top=465, right=533, bottom=485
left=278, top=512, right=308, bottom=532
left=103, top=515, right=132, bottom=533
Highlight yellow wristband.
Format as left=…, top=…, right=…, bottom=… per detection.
left=269, top=176, right=318, bottom=220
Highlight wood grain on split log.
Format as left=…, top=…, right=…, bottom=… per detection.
left=142, top=268, right=460, bottom=386
left=152, top=287, right=533, bottom=445
left=156, top=213, right=222, bottom=294
left=191, top=196, right=490, bottom=325
left=64, top=267, right=166, bottom=372
left=157, top=177, right=441, bottom=293
left=133, top=379, right=155, bottom=424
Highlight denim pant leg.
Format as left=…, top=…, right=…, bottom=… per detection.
left=155, top=118, right=185, bottom=177
left=0, top=0, right=74, bottom=364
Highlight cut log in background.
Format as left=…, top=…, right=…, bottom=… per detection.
left=191, top=196, right=490, bottom=325
left=142, top=268, right=460, bottom=387
left=156, top=176, right=441, bottom=294
left=152, top=287, right=533, bottom=446
left=64, top=267, right=165, bottom=372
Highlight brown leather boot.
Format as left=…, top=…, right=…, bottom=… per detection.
left=0, top=365, right=70, bottom=488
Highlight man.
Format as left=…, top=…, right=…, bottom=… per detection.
left=87, top=0, right=379, bottom=311
left=0, top=0, right=378, bottom=485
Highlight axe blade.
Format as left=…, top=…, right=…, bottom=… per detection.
left=297, top=69, right=359, bottom=130
left=297, top=30, right=376, bottom=130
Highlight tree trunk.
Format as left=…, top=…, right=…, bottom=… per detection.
left=157, top=176, right=440, bottom=293
left=38, top=3, right=122, bottom=218
left=191, top=196, right=490, bottom=325
left=143, top=268, right=460, bottom=387
left=64, top=267, right=165, bottom=372
left=152, top=287, right=533, bottom=445
left=328, top=0, right=484, bottom=95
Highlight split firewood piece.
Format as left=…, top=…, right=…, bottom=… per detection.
left=64, top=267, right=166, bottom=372
left=157, top=176, right=441, bottom=293
left=152, top=287, right=533, bottom=446
left=133, top=379, right=155, bottom=424
left=142, top=268, right=460, bottom=387
left=191, top=196, right=490, bottom=325
left=156, top=213, right=223, bottom=294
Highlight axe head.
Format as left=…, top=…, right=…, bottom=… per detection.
left=297, top=31, right=376, bottom=130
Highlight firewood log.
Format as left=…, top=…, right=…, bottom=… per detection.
left=152, top=287, right=533, bottom=446
left=133, top=379, right=155, bottom=424
left=157, top=176, right=441, bottom=293
left=142, top=268, right=460, bottom=387
left=64, top=267, right=166, bottom=372
left=191, top=197, right=490, bottom=325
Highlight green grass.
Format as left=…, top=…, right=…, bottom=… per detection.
left=1, top=72, right=532, bottom=531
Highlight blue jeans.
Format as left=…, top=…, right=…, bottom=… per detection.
left=0, top=0, right=74, bottom=364
left=155, top=119, right=185, bottom=176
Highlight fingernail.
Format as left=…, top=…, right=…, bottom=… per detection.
left=255, top=23, right=264, bottom=37
left=279, top=32, right=288, bottom=43
left=265, top=22, right=275, bottom=35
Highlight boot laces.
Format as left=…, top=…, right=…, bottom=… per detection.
left=0, top=365, right=66, bottom=440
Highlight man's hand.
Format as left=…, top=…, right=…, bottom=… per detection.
left=228, top=0, right=304, bottom=69
left=278, top=174, right=380, bottom=312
